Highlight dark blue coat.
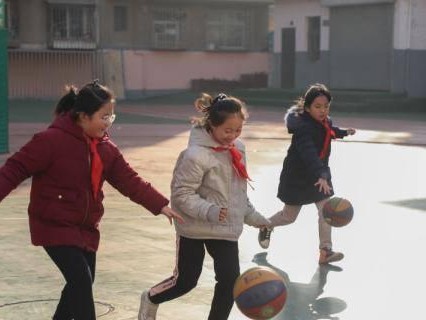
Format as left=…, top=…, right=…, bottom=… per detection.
left=277, top=106, right=348, bottom=205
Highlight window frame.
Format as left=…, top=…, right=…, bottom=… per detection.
left=206, top=8, right=250, bottom=51
left=48, top=3, right=97, bottom=49
left=151, top=6, right=186, bottom=50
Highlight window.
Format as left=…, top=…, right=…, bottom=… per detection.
left=5, top=0, right=19, bottom=40
left=206, top=9, right=250, bottom=50
left=49, top=4, right=96, bottom=49
left=114, top=5, right=127, bottom=32
left=307, top=16, right=320, bottom=61
left=152, top=7, right=186, bottom=49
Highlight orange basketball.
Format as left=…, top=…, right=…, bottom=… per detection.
left=233, top=266, right=287, bottom=320
left=323, top=197, right=354, bottom=227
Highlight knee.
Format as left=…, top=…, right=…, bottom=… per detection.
left=67, top=266, right=93, bottom=290
left=176, top=276, right=199, bottom=294
left=274, top=211, right=297, bottom=224
left=216, top=268, right=239, bottom=287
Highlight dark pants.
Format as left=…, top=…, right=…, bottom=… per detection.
left=44, top=245, right=96, bottom=320
left=150, top=236, right=240, bottom=320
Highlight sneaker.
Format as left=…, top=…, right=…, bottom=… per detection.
left=319, top=248, right=344, bottom=264
left=138, top=290, right=158, bottom=320
left=258, top=227, right=273, bottom=249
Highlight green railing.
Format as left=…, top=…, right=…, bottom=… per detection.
left=0, top=0, right=9, bottom=154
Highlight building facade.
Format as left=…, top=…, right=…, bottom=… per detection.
left=5, top=0, right=272, bottom=98
left=271, top=0, right=426, bottom=97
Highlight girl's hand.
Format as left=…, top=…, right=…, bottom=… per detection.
left=314, top=178, right=333, bottom=195
left=219, top=208, right=228, bottom=222
left=347, top=128, right=356, bottom=135
left=160, top=206, right=185, bottom=225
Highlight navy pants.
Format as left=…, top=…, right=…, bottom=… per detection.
left=150, top=236, right=240, bottom=320
left=44, top=245, right=96, bottom=320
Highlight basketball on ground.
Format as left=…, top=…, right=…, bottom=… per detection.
left=233, top=266, right=287, bottom=319
left=323, top=197, right=354, bottom=227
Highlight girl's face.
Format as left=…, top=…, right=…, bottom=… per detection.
left=210, top=113, right=244, bottom=146
left=306, top=95, right=330, bottom=122
left=78, top=102, right=116, bottom=139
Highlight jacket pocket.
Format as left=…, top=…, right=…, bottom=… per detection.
left=35, top=187, right=86, bottom=225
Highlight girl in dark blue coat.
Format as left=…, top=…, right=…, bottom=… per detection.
left=258, top=83, right=356, bottom=264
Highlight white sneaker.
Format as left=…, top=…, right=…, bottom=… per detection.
left=138, top=290, right=158, bottom=320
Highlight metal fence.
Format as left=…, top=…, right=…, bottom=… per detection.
left=8, top=50, right=102, bottom=99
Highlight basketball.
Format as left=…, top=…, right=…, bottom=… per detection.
left=323, top=197, right=354, bottom=227
left=233, top=266, right=287, bottom=319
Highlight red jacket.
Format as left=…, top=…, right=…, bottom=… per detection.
left=0, top=114, right=169, bottom=251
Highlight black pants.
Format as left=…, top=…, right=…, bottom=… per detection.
left=150, top=236, right=240, bottom=320
left=44, top=245, right=96, bottom=320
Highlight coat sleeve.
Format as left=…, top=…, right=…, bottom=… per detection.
left=0, top=132, right=53, bottom=201
left=105, top=146, right=168, bottom=215
left=244, top=197, right=271, bottom=227
left=330, top=119, right=349, bottom=139
left=171, top=149, right=217, bottom=221
left=293, top=124, right=330, bottom=180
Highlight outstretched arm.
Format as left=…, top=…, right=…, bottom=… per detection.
left=160, top=206, right=184, bottom=225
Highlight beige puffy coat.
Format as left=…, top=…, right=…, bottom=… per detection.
left=172, top=126, right=270, bottom=241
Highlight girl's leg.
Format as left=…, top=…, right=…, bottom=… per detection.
left=315, top=199, right=332, bottom=249
left=259, top=204, right=302, bottom=249
left=270, top=204, right=302, bottom=226
left=138, top=236, right=205, bottom=319
left=315, top=199, right=344, bottom=263
left=44, top=246, right=96, bottom=320
left=149, top=236, right=205, bottom=303
left=205, top=239, right=240, bottom=320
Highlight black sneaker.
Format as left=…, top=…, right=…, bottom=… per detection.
left=258, top=227, right=273, bottom=249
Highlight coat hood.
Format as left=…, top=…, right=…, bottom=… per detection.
left=49, top=113, right=85, bottom=140
left=284, top=105, right=305, bottom=133
left=188, top=125, right=245, bottom=151
left=188, top=125, right=217, bottom=148
left=49, top=113, right=109, bottom=142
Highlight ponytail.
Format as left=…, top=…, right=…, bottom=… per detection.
left=54, top=85, right=78, bottom=116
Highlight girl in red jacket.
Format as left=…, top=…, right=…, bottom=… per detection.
left=0, top=80, right=183, bottom=320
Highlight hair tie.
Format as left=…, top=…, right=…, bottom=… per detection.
left=212, top=93, right=227, bottom=106
left=92, top=79, right=100, bottom=87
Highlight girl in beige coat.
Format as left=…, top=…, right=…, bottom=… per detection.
left=138, top=93, right=270, bottom=320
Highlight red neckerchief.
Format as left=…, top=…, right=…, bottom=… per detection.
left=89, top=138, right=103, bottom=199
left=211, top=144, right=252, bottom=181
left=319, top=119, right=336, bottom=159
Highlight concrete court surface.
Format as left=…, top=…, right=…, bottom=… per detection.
left=0, top=104, right=425, bottom=320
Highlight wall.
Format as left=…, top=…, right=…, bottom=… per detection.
left=122, top=50, right=270, bottom=96
left=392, top=0, right=426, bottom=97
left=17, top=0, right=46, bottom=49
left=272, top=0, right=426, bottom=97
